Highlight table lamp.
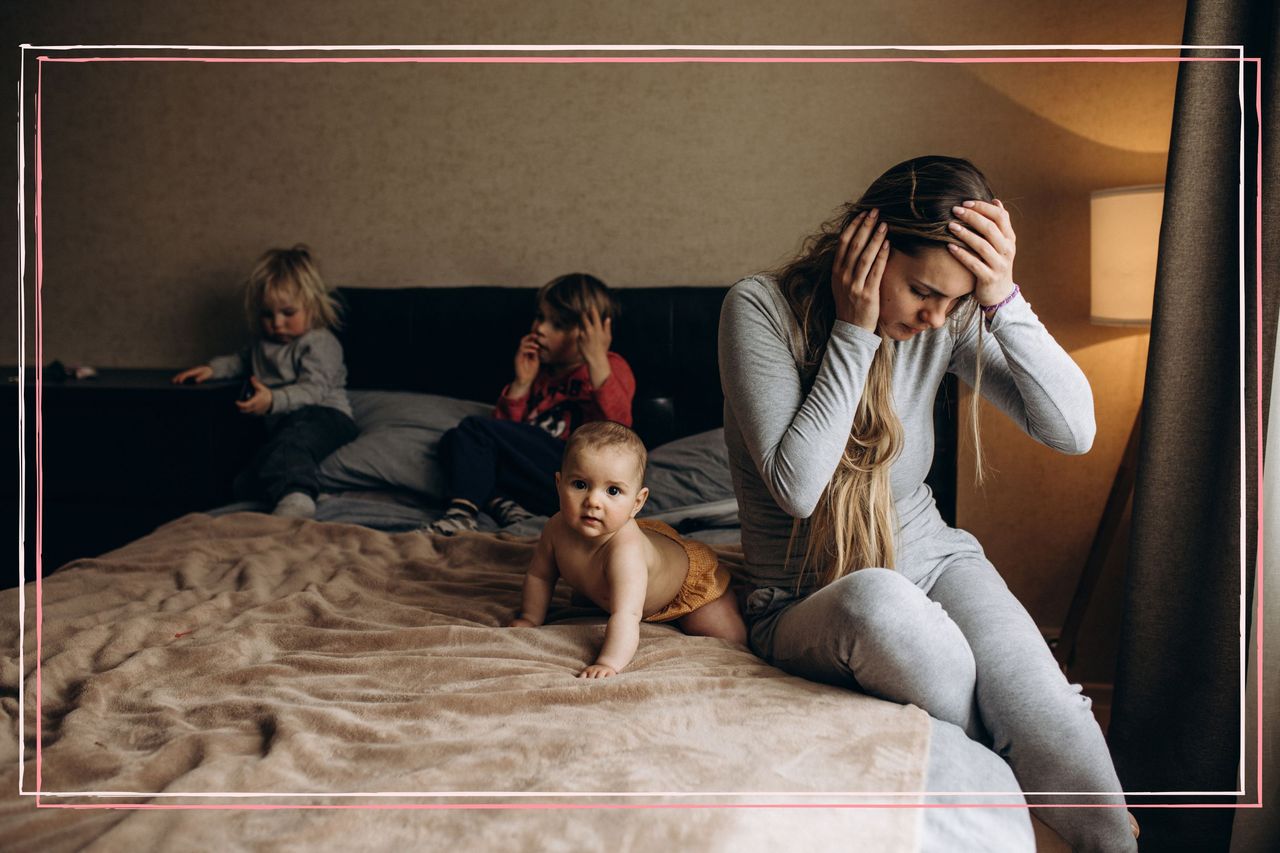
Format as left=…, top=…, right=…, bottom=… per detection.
left=1055, top=185, right=1163, bottom=670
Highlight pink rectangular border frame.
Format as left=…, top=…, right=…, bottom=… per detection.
left=17, top=46, right=1266, bottom=816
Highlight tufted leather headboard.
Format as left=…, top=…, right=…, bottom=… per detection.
left=334, top=285, right=958, bottom=524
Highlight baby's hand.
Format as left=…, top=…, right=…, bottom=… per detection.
left=507, top=615, right=537, bottom=628
left=577, top=663, right=618, bottom=679
left=235, top=376, right=273, bottom=416
left=172, top=365, right=213, bottom=384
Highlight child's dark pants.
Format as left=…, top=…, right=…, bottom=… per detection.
left=234, top=405, right=359, bottom=505
left=438, top=415, right=564, bottom=516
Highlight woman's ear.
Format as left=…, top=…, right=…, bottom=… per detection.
left=555, top=471, right=562, bottom=488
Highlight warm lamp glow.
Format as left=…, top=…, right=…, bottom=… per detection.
left=1090, top=185, right=1164, bottom=326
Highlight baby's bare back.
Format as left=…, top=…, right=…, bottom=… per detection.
left=551, top=518, right=690, bottom=616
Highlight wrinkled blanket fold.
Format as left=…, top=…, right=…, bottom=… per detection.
left=2, top=513, right=931, bottom=850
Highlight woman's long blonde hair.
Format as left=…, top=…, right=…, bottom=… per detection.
left=773, top=156, right=995, bottom=591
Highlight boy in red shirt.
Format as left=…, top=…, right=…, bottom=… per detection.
left=428, top=273, right=636, bottom=535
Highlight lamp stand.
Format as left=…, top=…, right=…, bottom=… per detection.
left=1053, top=401, right=1143, bottom=671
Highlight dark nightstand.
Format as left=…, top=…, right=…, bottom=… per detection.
left=4, top=368, right=264, bottom=587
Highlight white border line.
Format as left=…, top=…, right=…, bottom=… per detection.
left=16, top=45, right=27, bottom=795
left=15, top=41, right=1254, bottom=802
left=17, top=42, right=1242, bottom=52
left=1237, top=53, right=1248, bottom=795
left=25, top=789, right=1241, bottom=798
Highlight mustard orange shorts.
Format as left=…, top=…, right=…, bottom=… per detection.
left=637, top=518, right=731, bottom=623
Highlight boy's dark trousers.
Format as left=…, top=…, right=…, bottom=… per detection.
left=438, top=415, right=564, bottom=516
left=234, top=405, right=359, bottom=505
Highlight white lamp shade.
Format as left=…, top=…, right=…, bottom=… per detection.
left=1090, top=185, right=1164, bottom=326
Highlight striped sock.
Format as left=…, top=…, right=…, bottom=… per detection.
left=426, top=499, right=479, bottom=536
left=486, top=496, right=536, bottom=527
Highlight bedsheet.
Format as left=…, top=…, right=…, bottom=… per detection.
left=2, top=513, right=1031, bottom=851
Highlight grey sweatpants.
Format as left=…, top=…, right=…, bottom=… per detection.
left=746, top=527, right=1137, bottom=853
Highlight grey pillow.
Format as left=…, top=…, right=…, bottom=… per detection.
left=639, top=428, right=735, bottom=514
left=317, top=391, right=490, bottom=500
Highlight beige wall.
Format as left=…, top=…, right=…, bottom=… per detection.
left=7, top=1, right=1186, bottom=679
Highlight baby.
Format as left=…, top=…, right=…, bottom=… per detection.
left=507, top=421, right=747, bottom=677
left=428, top=272, right=634, bottom=535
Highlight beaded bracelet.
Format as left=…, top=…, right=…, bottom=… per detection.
left=981, top=283, right=1020, bottom=316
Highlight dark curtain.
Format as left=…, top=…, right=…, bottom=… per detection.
left=1109, top=1, right=1278, bottom=851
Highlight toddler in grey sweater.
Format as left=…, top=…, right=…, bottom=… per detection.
left=173, top=245, right=356, bottom=518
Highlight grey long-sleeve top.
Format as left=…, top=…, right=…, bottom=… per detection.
left=208, top=328, right=353, bottom=423
left=718, top=275, right=1095, bottom=593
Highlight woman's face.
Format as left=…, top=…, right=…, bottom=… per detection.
left=877, top=246, right=975, bottom=341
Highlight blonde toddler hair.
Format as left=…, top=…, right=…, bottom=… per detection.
left=243, top=244, right=342, bottom=333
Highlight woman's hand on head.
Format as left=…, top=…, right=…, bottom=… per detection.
left=576, top=308, right=612, bottom=365
left=172, top=365, right=213, bottom=384
left=832, top=209, right=891, bottom=333
left=946, top=199, right=1017, bottom=307
left=234, top=376, right=272, bottom=416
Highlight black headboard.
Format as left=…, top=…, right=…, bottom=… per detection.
left=335, top=286, right=727, bottom=449
left=334, top=285, right=958, bottom=524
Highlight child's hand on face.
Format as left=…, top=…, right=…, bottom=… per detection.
left=578, top=663, right=618, bottom=679
left=576, top=308, right=612, bottom=366
left=510, top=333, right=540, bottom=396
left=172, top=365, right=213, bottom=384
left=235, top=376, right=273, bottom=416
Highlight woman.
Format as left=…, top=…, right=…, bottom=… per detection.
left=718, top=156, right=1136, bottom=851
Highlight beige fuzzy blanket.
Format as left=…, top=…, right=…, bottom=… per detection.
left=1, top=513, right=931, bottom=851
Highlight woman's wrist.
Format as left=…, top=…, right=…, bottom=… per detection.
left=980, top=283, right=1020, bottom=315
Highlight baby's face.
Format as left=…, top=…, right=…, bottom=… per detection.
left=556, top=445, right=647, bottom=539
left=260, top=287, right=312, bottom=344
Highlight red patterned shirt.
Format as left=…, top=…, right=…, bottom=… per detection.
left=493, top=351, right=635, bottom=439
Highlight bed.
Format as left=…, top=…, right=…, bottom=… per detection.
left=1, top=285, right=1034, bottom=851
